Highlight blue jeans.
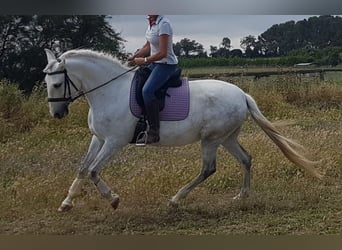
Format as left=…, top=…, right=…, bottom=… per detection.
left=142, top=63, right=177, bottom=104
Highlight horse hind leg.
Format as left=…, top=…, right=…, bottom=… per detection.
left=170, top=140, right=219, bottom=207
left=221, top=134, right=252, bottom=200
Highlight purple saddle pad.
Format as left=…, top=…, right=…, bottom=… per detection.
left=129, top=77, right=190, bottom=121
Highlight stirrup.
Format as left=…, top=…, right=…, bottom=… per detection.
left=135, top=131, right=148, bottom=146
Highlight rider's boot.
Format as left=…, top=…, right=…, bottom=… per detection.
left=136, top=100, right=160, bottom=145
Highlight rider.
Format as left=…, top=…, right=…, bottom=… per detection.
left=128, top=15, right=178, bottom=145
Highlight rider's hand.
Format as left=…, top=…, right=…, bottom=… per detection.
left=127, top=58, right=136, bottom=67
left=134, top=57, right=147, bottom=66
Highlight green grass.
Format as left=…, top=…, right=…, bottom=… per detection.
left=0, top=74, right=341, bottom=235
left=324, top=71, right=342, bottom=83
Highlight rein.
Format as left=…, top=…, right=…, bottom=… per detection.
left=47, top=65, right=138, bottom=103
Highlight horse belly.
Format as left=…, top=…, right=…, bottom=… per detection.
left=159, top=121, right=202, bottom=146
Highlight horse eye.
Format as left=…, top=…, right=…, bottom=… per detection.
left=54, top=83, right=63, bottom=89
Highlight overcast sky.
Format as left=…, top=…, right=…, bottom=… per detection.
left=109, top=15, right=316, bottom=54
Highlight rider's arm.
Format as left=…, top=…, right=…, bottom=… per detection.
left=144, top=34, right=168, bottom=63
left=134, top=34, right=168, bottom=65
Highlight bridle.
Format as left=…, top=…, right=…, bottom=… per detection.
left=46, top=65, right=138, bottom=103
left=46, top=69, right=79, bottom=103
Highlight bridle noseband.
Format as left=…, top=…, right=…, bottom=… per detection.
left=46, top=65, right=138, bottom=103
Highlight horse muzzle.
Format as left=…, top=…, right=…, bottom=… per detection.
left=51, top=104, right=69, bottom=119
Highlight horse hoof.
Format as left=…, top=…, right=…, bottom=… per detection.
left=233, top=192, right=249, bottom=201
left=168, top=200, right=179, bottom=209
left=58, top=203, right=73, bottom=212
left=110, top=196, right=120, bottom=210
left=233, top=193, right=241, bottom=200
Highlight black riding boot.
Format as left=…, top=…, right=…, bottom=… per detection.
left=136, top=101, right=160, bottom=145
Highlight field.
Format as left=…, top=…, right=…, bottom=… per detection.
left=0, top=69, right=341, bottom=235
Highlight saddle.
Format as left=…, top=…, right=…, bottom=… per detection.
left=129, top=66, right=187, bottom=144
left=132, top=66, right=182, bottom=111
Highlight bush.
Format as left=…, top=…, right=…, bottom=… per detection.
left=0, top=81, right=49, bottom=142
left=289, top=47, right=342, bottom=66
left=0, top=80, right=23, bottom=119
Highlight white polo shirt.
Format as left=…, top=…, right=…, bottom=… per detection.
left=145, top=15, right=178, bottom=65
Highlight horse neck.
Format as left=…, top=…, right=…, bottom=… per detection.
left=68, top=57, right=133, bottom=107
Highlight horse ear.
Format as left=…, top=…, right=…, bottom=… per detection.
left=44, top=49, right=56, bottom=63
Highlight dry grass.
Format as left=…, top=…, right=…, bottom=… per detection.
left=0, top=75, right=341, bottom=235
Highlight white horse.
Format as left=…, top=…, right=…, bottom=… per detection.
left=43, top=49, right=322, bottom=212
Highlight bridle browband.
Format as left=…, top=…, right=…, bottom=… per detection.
left=46, top=65, right=138, bottom=103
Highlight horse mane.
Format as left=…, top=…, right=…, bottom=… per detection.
left=60, top=49, right=128, bottom=69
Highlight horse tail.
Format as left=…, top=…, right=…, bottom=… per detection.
left=244, top=93, right=323, bottom=179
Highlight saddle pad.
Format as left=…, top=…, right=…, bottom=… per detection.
left=129, top=77, right=190, bottom=121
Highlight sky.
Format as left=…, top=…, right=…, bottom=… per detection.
left=109, top=15, right=316, bottom=54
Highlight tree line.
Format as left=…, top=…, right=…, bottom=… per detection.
left=0, top=15, right=125, bottom=93
left=174, top=15, right=342, bottom=60
left=1, top=15, right=342, bottom=93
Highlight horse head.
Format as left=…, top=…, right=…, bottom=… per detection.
left=43, top=49, right=71, bottom=119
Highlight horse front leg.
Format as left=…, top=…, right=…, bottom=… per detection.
left=59, top=171, right=120, bottom=212
left=87, top=140, right=124, bottom=210
left=90, top=175, right=120, bottom=210
left=58, top=135, right=103, bottom=212
left=58, top=178, right=87, bottom=212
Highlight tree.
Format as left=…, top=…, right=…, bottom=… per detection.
left=240, top=35, right=255, bottom=51
left=258, top=15, right=342, bottom=57
left=173, top=38, right=205, bottom=57
left=0, top=15, right=125, bottom=93
left=209, top=45, right=218, bottom=57
left=220, top=37, right=231, bottom=50
left=216, top=37, right=231, bottom=57
left=240, top=35, right=262, bottom=57
left=208, top=37, right=231, bottom=58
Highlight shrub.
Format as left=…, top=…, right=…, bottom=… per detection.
left=0, top=80, right=23, bottom=119
left=0, top=81, right=49, bottom=142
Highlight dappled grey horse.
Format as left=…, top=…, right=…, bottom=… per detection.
left=43, top=49, right=321, bottom=212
